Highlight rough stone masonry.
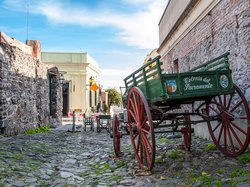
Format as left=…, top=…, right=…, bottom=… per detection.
left=0, top=32, right=62, bottom=135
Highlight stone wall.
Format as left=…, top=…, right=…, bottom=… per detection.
left=161, top=0, right=250, bottom=103
left=0, top=33, right=62, bottom=135
left=48, top=67, right=63, bottom=127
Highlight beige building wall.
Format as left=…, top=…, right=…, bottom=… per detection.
left=86, top=56, right=100, bottom=113
left=143, top=48, right=159, bottom=64
left=42, top=52, right=100, bottom=115
left=158, top=0, right=220, bottom=58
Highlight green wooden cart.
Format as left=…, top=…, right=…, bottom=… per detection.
left=112, top=52, right=250, bottom=171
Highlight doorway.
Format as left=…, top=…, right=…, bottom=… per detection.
left=62, top=82, right=69, bottom=116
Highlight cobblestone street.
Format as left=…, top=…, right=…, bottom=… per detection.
left=0, top=124, right=249, bottom=187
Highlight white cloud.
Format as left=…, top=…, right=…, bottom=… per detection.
left=122, top=0, right=153, bottom=6
left=100, top=68, right=134, bottom=89
left=3, top=0, right=167, bottom=49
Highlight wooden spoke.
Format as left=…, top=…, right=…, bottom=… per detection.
left=240, top=116, right=247, bottom=119
left=228, top=124, right=243, bottom=147
left=224, top=95, right=227, bottom=107
left=142, top=134, right=152, bottom=166
left=227, top=127, right=235, bottom=154
left=230, top=122, right=247, bottom=135
left=141, top=117, right=147, bottom=128
left=212, top=123, right=221, bottom=133
left=142, top=128, right=151, bottom=135
left=224, top=125, right=227, bottom=149
left=227, top=95, right=233, bottom=110
left=230, top=100, right=243, bottom=113
left=129, top=98, right=138, bottom=121
left=217, top=125, right=224, bottom=144
left=212, top=98, right=222, bottom=112
left=218, top=95, right=223, bottom=106
left=132, top=93, right=139, bottom=118
left=133, top=133, right=138, bottom=140
left=128, top=108, right=137, bottom=123
left=140, top=103, right=145, bottom=122
left=209, top=105, right=220, bottom=114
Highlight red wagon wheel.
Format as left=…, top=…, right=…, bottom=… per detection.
left=181, top=113, right=192, bottom=151
left=206, top=84, right=250, bottom=157
left=127, top=87, right=155, bottom=171
left=113, top=115, right=122, bottom=157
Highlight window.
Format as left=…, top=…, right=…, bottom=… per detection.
left=173, top=59, right=179, bottom=73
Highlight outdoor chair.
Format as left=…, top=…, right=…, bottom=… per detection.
left=83, top=117, right=95, bottom=132
left=96, top=115, right=111, bottom=133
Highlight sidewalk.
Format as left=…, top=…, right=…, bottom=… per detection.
left=55, top=117, right=85, bottom=131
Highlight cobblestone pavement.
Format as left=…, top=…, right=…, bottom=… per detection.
left=0, top=125, right=249, bottom=187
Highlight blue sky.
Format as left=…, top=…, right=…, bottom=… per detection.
left=0, top=0, right=167, bottom=88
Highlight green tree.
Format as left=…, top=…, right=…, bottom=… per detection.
left=107, top=88, right=122, bottom=113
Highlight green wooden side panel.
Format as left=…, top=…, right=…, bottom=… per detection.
left=124, top=56, right=164, bottom=102
left=138, top=84, right=147, bottom=97
left=147, top=77, right=164, bottom=101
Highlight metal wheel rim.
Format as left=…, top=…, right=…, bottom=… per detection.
left=206, top=84, right=250, bottom=157
left=127, top=87, right=155, bottom=171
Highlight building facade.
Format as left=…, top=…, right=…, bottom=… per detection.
left=158, top=0, right=250, bottom=138
left=42, top=52, right=100, bottom=116
left=143, top=48, right=159, bottom=64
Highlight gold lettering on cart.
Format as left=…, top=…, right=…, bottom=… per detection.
left=184, top=76, right=213, bottom=91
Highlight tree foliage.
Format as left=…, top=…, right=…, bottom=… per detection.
left=107, top=88, right=122, bottom=112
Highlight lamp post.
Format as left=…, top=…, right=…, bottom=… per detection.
left=89, top=76, right=93, bottom=109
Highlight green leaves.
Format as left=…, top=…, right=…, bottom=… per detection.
left=204, top=143, right=216, bottom=152
left=237, top=149, right=250, bottom=164
left=25, top=125, right=50, bottom=135
left=167, top=150, right=182, bottom=159
left=107, top=88, right=122, bottom=112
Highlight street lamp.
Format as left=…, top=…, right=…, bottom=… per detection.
left=59, top=71, right=67, bottom=85
left=59, top=74, right=65, bottom=84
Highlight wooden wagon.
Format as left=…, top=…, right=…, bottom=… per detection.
left=112, top=52, right=250, bottom=171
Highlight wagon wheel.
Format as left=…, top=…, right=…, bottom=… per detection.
left=113, top=115, right=122, bottom=157
left=206, top=84, right=250, bottom=157
left=127, top=87, right=155, bottom=171
left=181, top=113, right=192, bottom=151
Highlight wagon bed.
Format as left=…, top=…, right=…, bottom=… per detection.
left=123, top=53, right=233, bottom=105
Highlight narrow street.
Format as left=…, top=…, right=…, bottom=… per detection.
left=0, top=123, right=249, bottom=187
